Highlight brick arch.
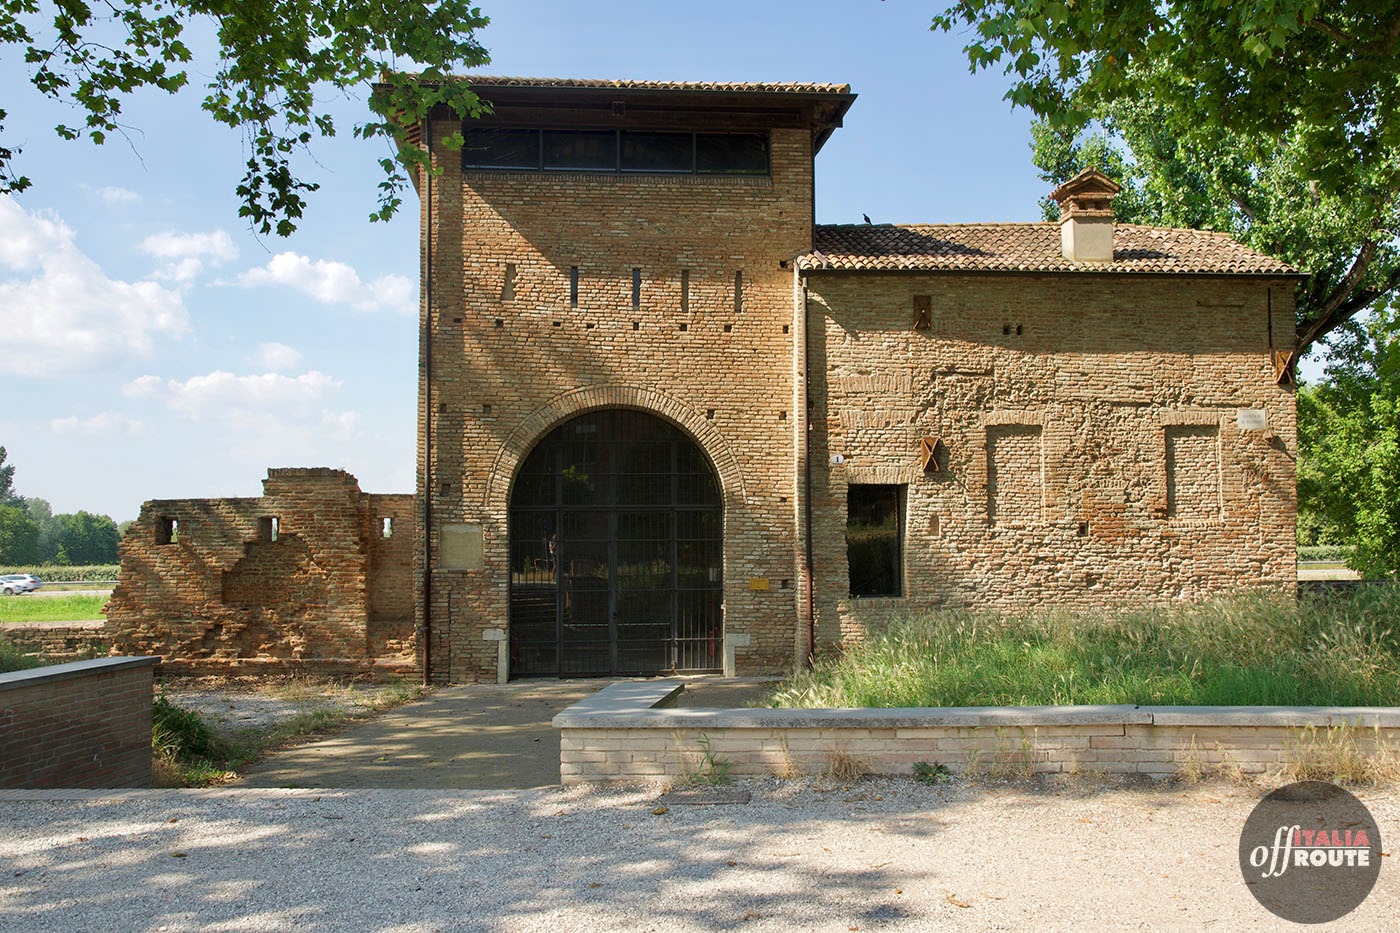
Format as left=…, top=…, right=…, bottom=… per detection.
left=483, top=384, right=748, bottom=516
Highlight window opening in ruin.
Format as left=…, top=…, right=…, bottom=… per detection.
left=680, top=269, right=690, bottom=314
left=734, top=270, right=743, bottom=314
left=382, top=517, right=393, bottom=538
left=632, top=268, right=642, bottom=310
left=847, top=484, right=904, bottom=598
left=257, top=516, right=279, bottom=542
left=570, top=267, right=579, bottom=308
left=157, top=516, right=177, bottom=545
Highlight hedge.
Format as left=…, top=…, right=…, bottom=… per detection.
left=0, top=564, right=119, bottom=582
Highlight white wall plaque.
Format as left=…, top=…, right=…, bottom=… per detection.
left=1236, top=409, right=1268, bottom=431
left=830, top=454, right=845, bottom=465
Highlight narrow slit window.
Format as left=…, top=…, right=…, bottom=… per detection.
left=734, top=270, right=744, bottom=314
left=501, top=263, right=516, bottom=301
left=570, top=267, right=579, bottom=308
left=847, top=485, right=904, bottom=598
left=382, top=517, right=394, bottom=538
left=680, top=269, right=690, bottom=314
left=632, top=268, right=641, bottom=310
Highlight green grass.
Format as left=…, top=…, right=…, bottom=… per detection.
left=153, top=678, right=430, bottom=787
left=0, top=640, right=48, bottom=673
left=769, top=588, right=1400, bottom=709
left=0, top=594, right=106, bottom=623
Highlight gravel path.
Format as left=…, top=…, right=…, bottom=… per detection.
left=1, top=779, right=1394, bottom=931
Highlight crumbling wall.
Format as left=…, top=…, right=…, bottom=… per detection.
left=104, top=468, right=416, bottom=675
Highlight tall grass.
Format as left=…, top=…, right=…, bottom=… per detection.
left=769, top=588, right=1400, bottom=709
left=0, top=594, right=106, bottom=623
left=0, top=639, right=48, bottom=673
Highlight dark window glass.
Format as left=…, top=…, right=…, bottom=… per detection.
left=620, top=132, right=693, bottom=172
left=847, top=484, right=903, bottom=598
left=461, top=129, right=540, bottom=169
left=543, top=130, right=617, bottom=170
left=696, top=133, right=769, bottom=174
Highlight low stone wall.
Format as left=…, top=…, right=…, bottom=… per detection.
left=554, top=681, right=1400, bottom=784
left=0, top=656, right=159, bottom=788
left=0, top=621, right=107, bottom=662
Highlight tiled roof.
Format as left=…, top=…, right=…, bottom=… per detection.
left=802, top=223, right=1297, bottom=275
left=447, top=75, right=852, bottom=95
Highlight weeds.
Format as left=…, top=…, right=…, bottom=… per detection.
left=768, top=588, right=1400, bottom=709
left=913, top=760, right=952, bottom=784
left=0, top=639, right=47, bottom=674
left=825, top=746, right=869, bottom=782
left=1284, top=723, right=1400, bottom=786
left=680, top=733, right=733, bottom=786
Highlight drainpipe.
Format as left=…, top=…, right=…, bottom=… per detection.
left=422, top=117, right=434, bottom=687
left=802, top=282, right=816, bottom=669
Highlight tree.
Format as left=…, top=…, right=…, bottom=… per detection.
left=52, top=511, right=120, bottom=565
left=933, top=2, right=1400, bottom=366
left=1297, top=306, right=1400, bottom=577
left=2, top=1, right=492, bottom=235
left=24, top=497, right=61, bottom=563
left=0, top=504, right=41, bottom=564
left=0, top=445, right=20, bottom=506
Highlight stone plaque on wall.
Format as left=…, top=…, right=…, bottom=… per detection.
left=440, top=522, right=484, bottom=570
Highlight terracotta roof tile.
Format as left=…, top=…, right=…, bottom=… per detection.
left=447, top=75, right=852, bottom=95
left=802, top=223, right=1297, bottom=275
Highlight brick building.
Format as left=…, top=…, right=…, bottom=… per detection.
left=106, top=78, right=1300, bottom=681
left=405, top=77, right=1300, bottom=683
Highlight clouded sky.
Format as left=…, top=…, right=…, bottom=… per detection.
left=0, top=1, right=1316, bottom=521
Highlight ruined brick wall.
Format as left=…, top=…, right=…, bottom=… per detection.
left=105, top=469, right=416, bottom=674
left=804, top=272, right=1298, bottom=644
left=419, top=127, right=813, bottom=681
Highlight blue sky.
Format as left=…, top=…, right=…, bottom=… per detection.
left=0, top=1, right=1315, bottom=521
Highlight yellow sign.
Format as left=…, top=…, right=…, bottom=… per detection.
left=748, top=577, right=770, bottom=591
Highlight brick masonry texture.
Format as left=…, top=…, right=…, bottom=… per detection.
left=0, top=623, right=106, bottom=662
left=408, top=82, right=1300, bottom=682
left=0, top=659, right=157, bottom=788
left=105, top=469, right=414, bottom=675
left=558, top=720, right=1400, bottom=784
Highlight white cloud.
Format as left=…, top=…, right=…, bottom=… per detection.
left=236, top=252, right=415, bottom=314
left=0, top=196, right=189, bottom=376
left=124, top=369, right=364, bottom=459
left=96, top=186, right=142, bottom=206
left=253, top=342, right=304, bottom=371
left=140, top=229, right=238, bottom=283
left=51, top=412, right=149, bottom=436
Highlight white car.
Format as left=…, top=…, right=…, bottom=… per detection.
left=0, top=574, right=42, bottom=595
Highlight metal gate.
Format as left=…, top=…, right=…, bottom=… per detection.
left=508, top=409, right=723, bottom=677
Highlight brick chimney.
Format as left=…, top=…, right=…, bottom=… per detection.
left=1049, top=167, right=1121, bottom=263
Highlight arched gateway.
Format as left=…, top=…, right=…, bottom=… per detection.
left=508, top=409, right=724, bottom=677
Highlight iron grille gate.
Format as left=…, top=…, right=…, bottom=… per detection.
left=508, top=410, right=723, bottom=677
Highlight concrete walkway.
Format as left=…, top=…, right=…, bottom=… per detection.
left=235, top=678, right=773, bottom=789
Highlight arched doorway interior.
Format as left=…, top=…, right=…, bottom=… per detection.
left=509, top=409, right=723, bottom=677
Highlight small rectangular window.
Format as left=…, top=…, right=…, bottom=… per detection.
left=501, top=263, right=516, bottom=301
left=680, top=269, right=690, bottom=314
left=632, top=268, right=642, bottom=310
left=543, top=130, right=616, bottom=171
left=620, top=131, right=693, bottom=172
left=847, top=485, right=903, bottom=598
left=157, top=516, right=177, bottom=546
left=461, top=129, right=540, bottom=169
left=696, top=133, right=769, bottom=175
left=570, top=266, right=579, bottom=308
left=382, top=517, right=394, bottom=538
left=258, top=516, right=279, bottom=542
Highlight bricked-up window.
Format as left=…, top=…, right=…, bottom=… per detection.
left=847, top=484, right=904, bottom=598
left=1166, top=424, right=1223, bottom=521
left=987, top=424, right=1044, bottom=525
left=462, top=128, right=769, bottom=176
left=157, top=516, right=178, bottom=545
